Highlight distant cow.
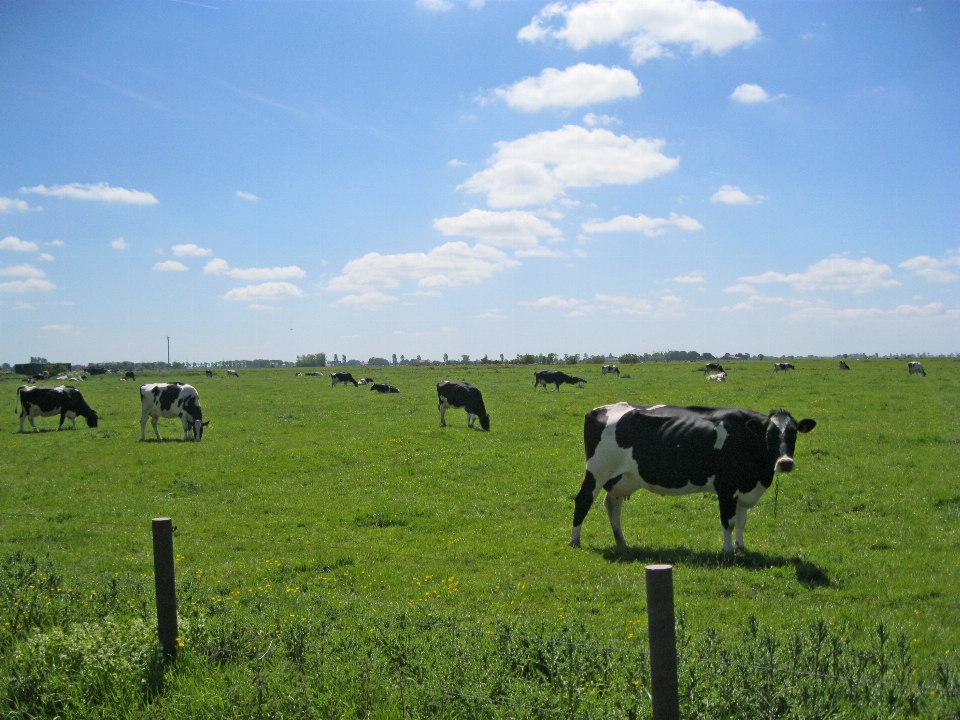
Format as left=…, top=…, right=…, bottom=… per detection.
left=570, top=403, right=815, bottom=554
left=357, top=377, right=375, bottom=386
left=125, top=371, right=136, bottom=380
left=140, top=382, right=208, bottom=441
left=17, top=385, right=99, bottom=432
left=601, top=364, right=620, bottom=377
left=703, top=363, right=725, bottom=374
left=774, top=363, right=795, bottom=372
left=908, top=361, right=926, bottom=377
left=706, top=371, right=727, bottom=382
left=839, top=361, right=850, bottom=370
left=331, top=372, right=359, bottom=387
left=295, top=372, right=303, bottom=377
left=227, top=370, right=239, bottom=377
left=437, top=381, right=489, bottom=431
left=371, top=383, right=400, bottom=394
left=205, top=369, right=213, bottom=377
left=534, top=370, right=586, bottom=391
left=305, top=372, right=323, bottom=377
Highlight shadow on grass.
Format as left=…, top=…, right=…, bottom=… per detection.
left=592, top=544, right=831, bottom=588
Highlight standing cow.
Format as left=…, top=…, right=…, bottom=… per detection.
left=437, top=381, right=489, bottom=431
left=774, top=363, right=795, bottom=372
left=17, top=385, right=99, bottom=432
left=331, top=372, right=359, bottom=387
left=601, top=364, right=620, bottom=377
left=140, top=383, right=208, bottom=441
left=570, top=403, right=815, bottom=554
left=534, top=370, right=587, bottom=391
left=908, top=361, right=926, bottom=377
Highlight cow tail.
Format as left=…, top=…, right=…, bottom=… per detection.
left=15, top=386, right=21, bottom=415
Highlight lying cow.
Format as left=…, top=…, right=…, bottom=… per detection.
left=570, top=403, right=815, bottom=554
left=17, top=385, right=99, bottom=432
left=534, top=370, right=587, bottom=391
left=601, top=364, right=620, bottom=377
left=437, top=381, right=489, bottom=431
left=305, top=372, right=323, bottom=377
left=357, top=377, right=375, bottom=386
left=140, top=382, right=208, bottom=441
left=908, top=361, right=926, bottom=377
left=774, top=363, right=795, bottom=372
left=371, top=383, right=400, bottom=394
left=706, top=371, right=727, bottom=382
left=839, top=361, right=850, bottom=370
left=331, top=372, right=359, bottom=387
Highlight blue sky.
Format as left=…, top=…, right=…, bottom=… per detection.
left=1, top=0, right=958, bottom=365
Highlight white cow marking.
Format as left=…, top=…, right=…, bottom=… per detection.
left=647, top=404, right=666, bottom=411
left=714, top=422, right=728, bottom=450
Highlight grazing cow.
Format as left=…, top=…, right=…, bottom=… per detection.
left=370, top=383, right=400, bottom=394
left=205, top=369, right=213, bottom=377
left=227, top=370, right=239, bottom=377
left=839, top=361, right=850, bottom=370
left=570, top=403, right=815, bottom=554
left=17, top=385, right=99, bottom=432
left=125, top=370, right=136, bottom=380
left=908, top=361, right=926, bottom=377
left=774, top=363, right=795, bottom=372
left=703, top=363, right=725, bottom=374
left=601, top=364, right=620, bottom=377
left=534, top=370, right=587, bottom=391
left=331, top=372, right=359, bottom=387
left=437, top=381, right=489, bottom=431
left=706, top=371, right=727, bottom=382
left=140, top=382, right=208, bottom=441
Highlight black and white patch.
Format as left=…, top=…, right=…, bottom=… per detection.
left=437, top=381, right=490, bottom=431
left=370, top=383, right=400, bottom=394
left=140, top=382, right=208, bottom=441
left=331, top=372, right=359, bottom=387
left=17, top=385, right=99, bottom=432
left=534, top=370, right=587, bottom=391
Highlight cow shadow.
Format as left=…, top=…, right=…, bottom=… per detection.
left=593, top=545, right=831, bottom=588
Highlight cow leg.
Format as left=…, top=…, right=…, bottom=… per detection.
left=66, top=411, right=77, bottom=430
left=438, top=400, right=447, bottom=427
left=570, top=472, right=601, bottom=548
left=151, top=416, right=162, bottom=441
left=604, top=492, right=627, bottom=547
left=19, top=412, right=26, bottom=433
left=467, top=412, right=476, bottom=428
left=718, top=494, right=738, bottom=555
left=181, top=415, right=191, bottom=441
left=734, top=505, right=748, bottom=552
left=140, top=413, right=148, bottom=441
left=28, top=410, right=39, bottom=433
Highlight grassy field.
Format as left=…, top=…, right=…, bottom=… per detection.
left=2, top=359, right=959, bottom=716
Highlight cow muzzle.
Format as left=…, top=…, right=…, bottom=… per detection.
left=774, top=456, right=795, bottom=473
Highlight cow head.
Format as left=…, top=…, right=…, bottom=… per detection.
left=194, top=419, right=210, bottom=440
left=747, top=410, right=815, bottom=473
left=86, top=410, right=99, bottom=428
left=479, top=413, right=491, bottom=431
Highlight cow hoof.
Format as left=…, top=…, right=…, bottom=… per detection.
left=569, top=540, right=581, bottom=549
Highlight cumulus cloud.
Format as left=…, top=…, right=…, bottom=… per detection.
left=0, top=236, right=40, bottom=252
left=38, top=253, right=55, bottom=262
left=582, top=211, right=703, bottom=236
left=0, top=264, right=46, bottom=278
left=0, top=197, right=41, bottom=213
left=0, top=278, right=57, bottom=293
left=671, top=272, right=704, bottom=284
left=334, top=292, right=399, bottom=311
left=327, top=241, right=519, bottom=293
left=520, top=295, right=582, bottom=308
left=461, top=125, right=679, bottom=208
left=711, top=185, right=766, bottom=205
left=15, top=301, right=34, bottom=310
left=448, top=159, right=467, bottom=167
left=523, top=292, right=686, bottom=318
left=720, top=293, right=786, bottom=312
left=153, top=260, right=189, bottom=272
left=583, top=113, right=621, bottom=126
left=786, top=302, right=957, bottom=324
left=236, top=191, right=260, bottom=201
left=417, top=0, right=453, bottom=10
left=223, top=282, right=305, bottom=302
left=490, top=63, right=640, bottom=111
left=723, top=283, right=755, bottom=294
left=739, top=256, right=900, bottom=294
left=518, top=0, right=760, bottom=63
left=20, top=182, right=158, bottom=205
left=111, top=237, right=129, bottom=250
left=899, top=251, right=960, bottom=283
left=247, top=304, right=277, bottom=311
left=172, top=243, right=213, bottom=257
left=433, top=209, right=562, bottom=250
left=41, top=324, right=76, bottom=333
left=48, top=240, right=65, bottom=247
left=730, top=83, right=768, bottom=103
left=203, top=258, right=306, bottom=280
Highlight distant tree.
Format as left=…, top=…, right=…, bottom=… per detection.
left=296, top=353, right=327, bottom=367
left=563, top=353, right=579, bottom=365
left=368, top=357, right=390, bottom=366
left=618, top=353, right=640, bottom=364
left=30, top=356, right=48, bottom=364
left=500, top=354, right=504, bottom=363
left=0, top=363, right=10, bottom=371
left=461, top=354, right=470, bottom=364
left=757, top=354, right=765, bottom=360
left=333, top=354, right=339, bottom=365
left=585, top=354, right=607, bottom=364
left=392, top=354, right=398, bottom=365
left=546, top=353, right=558, bottom=364
left=443, top=353, right=449, bottom=363
left=513, top=353, right=537, bottom=364
left=480, top=354, right=491, bottom=364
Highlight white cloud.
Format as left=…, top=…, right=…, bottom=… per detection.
left=47, top=240, right=65, bottom=247
left=0, top=236, right=40, bottom=252
left=521, top=295, right=582, bottom=308
left=41, top=324, right=76, bottom=333
left=475, top=309, right=507, bottom=319
left=596, top=293, right=689, bottom=317
left=582, top=211, right=703, bottom=236
left=223, top=282, right=305, bottom=302
left=38, top=253, right=55, bottom=262
left=417, top=0, right=453, bottom=11
left=15, top=301, right=34, bottom=310
left=247, top=304, right=277, bottom=311
left=786, top=302, right=956, bottom=324
left=203, top=258, right=306, bottom=280
left=327, top=241, right=519, bottom=293
left=111, top=237, right=129, bottom=250
left=491, top=63, right=640, bottom=111
left=0, top=264, right=46, bottom=278
left=0, top=197, right=41, bottom=213
left=172, top=243, right=213, bottom=257
left=518, top=0, right=760, bottom=63
left=721, top=293, right=785, bottom=312
left=671, top=272, right=704, bottom=284
left=739, top=256, right=900, bottom=294
left=335, top=291, right=399, bottom=310
left=730, top=83, right=768, bottom=103
left=448, top=159, right=467, bottom=167
left=711, top=185, right=766, bottom=205
left=21, top=182, right=158, bottom=205
left=899, top=251, right=960, bottom=283
left=0, top=278, right=56, bottom=293
left=461, top=125, right=679, bottom=208
left=723, top=283, right=755, bottom=294
left=583, top=113, right=621, bottom=126
left=433, top=209, right=562, bottom=250
left=236, top=191, right=260, bottom=201
left=153, top=260, right=189, bottom=272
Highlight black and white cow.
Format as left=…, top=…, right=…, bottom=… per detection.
left=205, top=369, right=213, bottom=377
left=357, top=377, right=375, bottom=386
left=706, top=371, right=727, bottom=382
left=227, top=370, right=239, bottom=377
left=839, top=361, right=850, bottom=370
left=140, top=383, right=208, bottom=441
left=908, top=361, right=926, bottom=377
left=370, top=383, right=400, bottom=394
left=125, top=370, right=136, bottom=380
left=570, top=403, right=815, bottom=554
left=17, top=385, right=99, bottom=432
left=601, top=364, right=620, bottom=377
left=774, top=363, right=795, bottom=372
left=437, top=381, right=489, bottom=431
left=331, top=372, right=359, bottom=387
left=703, top=363, right=725, bottom=374
left=534, top=370, right=587, bottom=391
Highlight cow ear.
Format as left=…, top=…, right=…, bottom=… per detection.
left=797, top=419, right=816, bottom=433
left=746, top=419, right=766, bottom=437
left=202, top=421, right=210, bottom=426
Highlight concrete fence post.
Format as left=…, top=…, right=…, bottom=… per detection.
left=646, top=563, right=679, bottom=720
left=152, top=517, right=179, bottom=658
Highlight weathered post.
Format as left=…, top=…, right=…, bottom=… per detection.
left=152, top=517, right=178, bottom=658
left=646, top=563, right=679, bottom=720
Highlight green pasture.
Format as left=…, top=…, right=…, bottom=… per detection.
left=3, top=359, right=958, bottom=653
